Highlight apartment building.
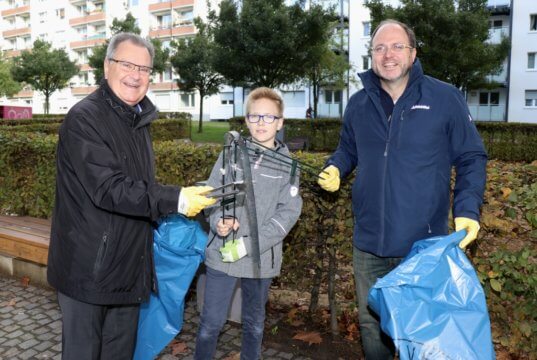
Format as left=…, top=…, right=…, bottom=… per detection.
left=0, top=0, right=352, bottom=120
left=349, top=0, right=536, bottom=123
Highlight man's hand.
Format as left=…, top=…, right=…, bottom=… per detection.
left=216, top=217, right=240, bottom=237
left=455, top=217, right=480, bottom=249
left=178, top=186, right=217, bottom=217
left=318, top=165, right=340, bottom=192
left=220, top=237, right=247, bottom=262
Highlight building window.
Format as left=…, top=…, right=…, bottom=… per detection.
left=489, top=19, right=503, bottom=29
left=39, top=11, right=46, bottom=23
left=163, top=66, right=173, bottom=81
left=325, top=90, right=342, bottom=104
left=479, top=92, right=499, bottom=105
left=157, top=14, right=172, bottom=28
left=56, top=8, right=65, bottom=19
left=363, top=22, right=371, bottom=37
left=530, top=14, right=537, bottom=31
left=130, top=0, right=139, bottom=6
left=362, top=55, right=371, bottom=70
left=528, top=52, right=536, bottom=70
left=525, top=90, right=537, bottom=107
left=180, top=93, right=195, bottom=107
left=220, top=92, right=234, bottom=105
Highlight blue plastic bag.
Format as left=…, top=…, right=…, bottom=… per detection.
left=368, top=231, right=495, bottom=360
left=133, top=214, right=207, bottom=360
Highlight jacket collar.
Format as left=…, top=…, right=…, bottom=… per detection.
left=359, top=58, right=424, bottom=96
left=99, top=79, right=157, bottom=129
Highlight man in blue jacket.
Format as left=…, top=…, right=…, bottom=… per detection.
left=318, top=20, right=487, bottom=359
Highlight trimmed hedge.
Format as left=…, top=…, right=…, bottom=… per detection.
left=231, top=117, right=537, bottom=162
left=0, top=115, right=192, bottom=141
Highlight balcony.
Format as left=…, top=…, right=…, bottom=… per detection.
left=2, top=26, right=31, bottom=38
left=12, top=89, right=34, bottom=98
left=149, top=0, right=194, bottom=12
left=150, top=82, right=179, bottom=91
left=488, top=26, right=509, bottom=44
left=468, top=104, right=505, bottom=122
left=70, top=33, right=107, bottom=49
left=3, top=49, right=21, bottom=58
left=71, top=86, right=98, bottom=96
left=69, top=11, right=105, bottom=26
left=1, top=5, right=30, bottom=18
left=149, top=24, right=195, bottom=39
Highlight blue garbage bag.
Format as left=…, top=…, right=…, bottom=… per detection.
left=133, top=214, right=207, bottom=360
left=368, top=231, right=495, bottom=360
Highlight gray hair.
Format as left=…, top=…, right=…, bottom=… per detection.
left=106, top=32, right=155, bottom=66
left=370, top=19, right=417, bottom=48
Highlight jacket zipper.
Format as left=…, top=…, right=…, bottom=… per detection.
left=379, top=112, right=394, bottom=252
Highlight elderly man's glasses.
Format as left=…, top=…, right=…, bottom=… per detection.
left=371, top=43, right=414, bottom=55
left=109, top=58, right=153, bottom=76
left=246, top=114, right=281, bottom=124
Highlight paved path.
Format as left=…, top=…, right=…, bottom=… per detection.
left=0, top=275, right=312, bottom=360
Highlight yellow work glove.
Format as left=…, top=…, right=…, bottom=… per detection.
left=178, top=186, right=217, bottom=217
left=455, top=217, right=480, bottom=249
left=318, top=165, right=340, bottom=192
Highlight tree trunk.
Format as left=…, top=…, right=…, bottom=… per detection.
left=198, top=92, right=204, bottom=133
left=313, top=82, right=319, bottom=119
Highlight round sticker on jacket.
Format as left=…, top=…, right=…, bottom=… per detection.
left=290, top=186, right=298, bottom=197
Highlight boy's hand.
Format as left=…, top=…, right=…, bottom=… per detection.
left=220, top=237, right=247, bottom=262
left=216, top=217, right=240, bottom=237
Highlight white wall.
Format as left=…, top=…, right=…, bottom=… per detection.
left=507, top=0, right=537, bottom=123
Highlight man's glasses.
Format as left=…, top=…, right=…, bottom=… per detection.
left=246, top=114, right=281, bottom=124
left=370, top=43, right=414, bottom=55
left=109, top=58, right=153, bottom=76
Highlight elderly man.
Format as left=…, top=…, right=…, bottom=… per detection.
left=47, top=33, right=215, bottom=360
left=318, top=20, right=487, bottom=359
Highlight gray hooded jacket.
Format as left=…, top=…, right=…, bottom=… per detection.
left=204, top=141, right=302, bottom=279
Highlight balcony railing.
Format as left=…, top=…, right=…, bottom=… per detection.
left=488, top=26, right=509, bottom=44
left=1, top=5, right=30, bottom=17
left=468, top=104, right=505, bottom=122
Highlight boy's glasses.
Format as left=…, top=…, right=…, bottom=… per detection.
left=246, top=114, right=281, bottom=124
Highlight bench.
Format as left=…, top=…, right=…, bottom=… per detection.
left=0, top=215, right=51, bottom=286
left=0, top=215, right=50, bottom=265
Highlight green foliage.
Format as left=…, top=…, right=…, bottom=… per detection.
left=170, top=18, right=223, bottom=133
left=88, top=13, right=168, bottom=84
left=365, top=0, right=510, bottom=91
left=11, top=40, right=79, bottom=114
left=151, top=118, right=191, bottom=141
left=473, top=248, right=537, bottom=357
left=0, top=54, right=21, bottom=97
left=229, top=117, right=342, bottom=151
left=207, top=0, right=334, bottom=88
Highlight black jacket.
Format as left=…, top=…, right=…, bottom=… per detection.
left=48, top=80, right=180, bottom=305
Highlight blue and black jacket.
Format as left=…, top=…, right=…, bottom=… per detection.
left=327, top=59, right=487, bottom=257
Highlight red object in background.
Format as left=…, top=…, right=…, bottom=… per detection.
left=0, top=106, right=32, bottom=119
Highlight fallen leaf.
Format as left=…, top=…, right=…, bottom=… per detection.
left=222, top=351, right=240, bottom=360
left=290, top=319, right=305, bottom=327
left=500, top=187, right=512, bottom=199
left=8, top=299, right=16, bottom=306
left=293, top=331, right=323, bottom=345
left=169, top=340, right=189, bottom=355
left=21, top=276, right=30, bottom=287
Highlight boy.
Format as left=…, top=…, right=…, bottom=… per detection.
left=194, top=87, right=303, bottom=359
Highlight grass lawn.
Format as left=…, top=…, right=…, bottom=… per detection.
left=190, top=120, right=230, bottom=144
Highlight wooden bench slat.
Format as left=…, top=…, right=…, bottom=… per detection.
left=0, top=215, right=51, bottom=265
left=0, top=228, right=49, bottom=248
left=0, top=216, right=51, bottom=232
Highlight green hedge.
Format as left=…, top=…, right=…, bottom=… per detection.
left=231, top=117, right=537, bottom=161
left=0, top=115, right=192, bottom=141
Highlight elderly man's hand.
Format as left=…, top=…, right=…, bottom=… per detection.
left=178, top=186, right=217, bottom=217
left=455, top=217, right=480, bottom=249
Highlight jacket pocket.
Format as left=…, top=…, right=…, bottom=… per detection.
left=93, top=231, right=109, bottom=280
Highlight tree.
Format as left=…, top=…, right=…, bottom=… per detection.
left=88, top=13, right=169, bottom=84
left=365, top=0, right=510, bottom=92
left=0, top=54, right=21, bottom=97
left=207, top=0, right=334, bottom=88
left=305, top=40, right=351, bottom=118
left=11, top=40, right=78, bottom=114
left=170, top=19, right=223, bottom=133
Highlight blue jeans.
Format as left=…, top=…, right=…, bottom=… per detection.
left=353, top=247, right=402, bottom=360
left=194, top=266, right=272, bottom=360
